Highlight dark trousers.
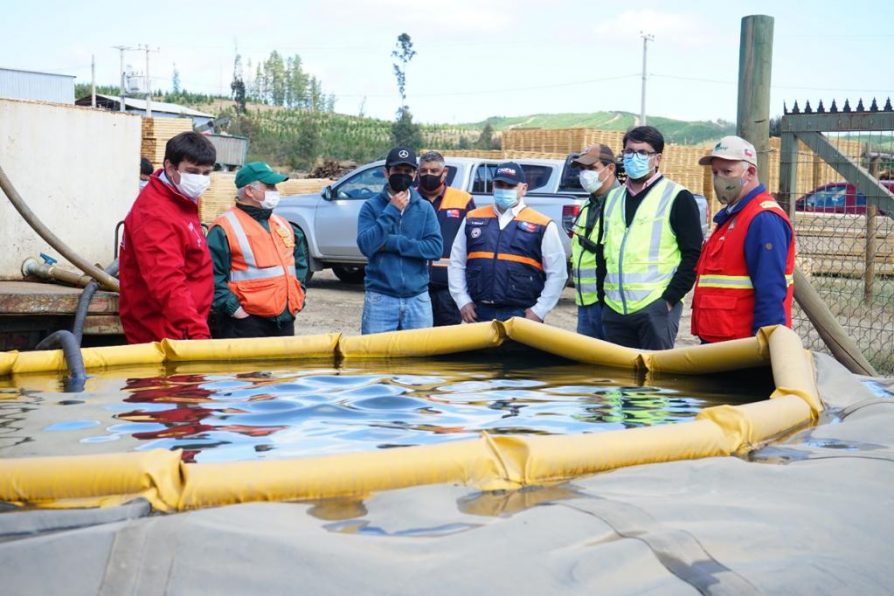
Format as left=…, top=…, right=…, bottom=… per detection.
left=602, top=298, right=682, bottom=350
left=211, top=314, right=295, bottom=339
left=429, top=286, right=462, bottom=327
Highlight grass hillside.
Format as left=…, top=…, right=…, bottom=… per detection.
left=471, top=111, right=736, bottom=146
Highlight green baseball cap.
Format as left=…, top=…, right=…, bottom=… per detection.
left=235, top=161, right=289, bottom=189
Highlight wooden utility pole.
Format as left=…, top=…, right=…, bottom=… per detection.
left=737, top=15, right=774, bottom=184
left=866, top=148, right=879, bottom=303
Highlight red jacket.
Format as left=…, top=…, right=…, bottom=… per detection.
left=119, top=171, right=213, bottom=343
left=691, top=189, right=795, bottom=343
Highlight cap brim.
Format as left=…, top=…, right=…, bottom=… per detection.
left=698, top=154, right=716, bottom=166
left=572, top=154, right=599, bottom=166
left=260, top=172, right=289, bottom=184
left=493, top=176, right=521, bottom=185
left=386, top=160, right=417, bottom=168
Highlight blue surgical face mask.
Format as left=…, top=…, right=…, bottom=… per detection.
left=623, top=152, right=653, bottom=180
left=493, top=188, right=518, bottom=210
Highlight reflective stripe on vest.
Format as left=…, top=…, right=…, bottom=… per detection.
left=602, top=179, right=682, bottom=314
left=430, top=187, right=474, bottom=287
left=696, top=274, right=794, bottom=289
left=221, top=211, right=296, bottom=282
left=691, top=190, right=796, bottom=342
left=464, top=205, right=550, bottom=308
left=214, top=209, right=305, bottom=318
left=571, top=201, right=600, bottom=306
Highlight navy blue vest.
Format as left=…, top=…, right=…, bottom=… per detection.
left=429, top=187, right=474, bottom=287
left=464, top=206, right=550, bottom=308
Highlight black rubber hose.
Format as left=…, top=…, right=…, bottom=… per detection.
left=72, top=260, right=119, bottom=345
left=33, top=330, right=87, bottom=393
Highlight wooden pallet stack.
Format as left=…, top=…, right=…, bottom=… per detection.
left=277, top=178, right=332, bottom=197
left=141, top=117, right=194, bottom=168
left=199, top=172, right=236, bottom=224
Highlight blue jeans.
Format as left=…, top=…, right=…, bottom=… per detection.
left=577, top=303, right=605, bottom=339
left=361, top=291, right=433, bottom=335
left=475, top=304, right=526, bottom=322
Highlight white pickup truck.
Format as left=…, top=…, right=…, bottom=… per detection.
left=275, top=155, right=709, bottom=283
left=274, top=156, right=582, bottom=283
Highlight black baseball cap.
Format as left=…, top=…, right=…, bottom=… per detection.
left=385, top=147, right=417, bottom=169
left=493, top=161, right=526, bottom=185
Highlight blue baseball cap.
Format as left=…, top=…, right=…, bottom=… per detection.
left=493, top=162, right=526, bottom=185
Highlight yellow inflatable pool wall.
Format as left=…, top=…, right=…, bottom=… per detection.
left=0, top=319, right=820, bottom=512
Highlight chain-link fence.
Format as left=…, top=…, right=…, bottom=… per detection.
left=777, top=99, right=894, bottom=374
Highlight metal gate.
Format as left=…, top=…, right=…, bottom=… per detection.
left=777, top=98, right=894, bottom=374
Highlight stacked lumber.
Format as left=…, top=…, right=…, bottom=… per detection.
left=141, top=117, right=194, bottom=168
left=277, top=179, right=331, bottom=197
left=199, top=172, right=236, bottom=224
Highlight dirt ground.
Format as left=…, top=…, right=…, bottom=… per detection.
left=296, top=269, right=700, bottom=347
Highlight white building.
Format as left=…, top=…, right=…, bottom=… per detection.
left=0, top=67, right=75, bottom=104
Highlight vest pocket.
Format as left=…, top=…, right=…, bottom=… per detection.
left=506, top=270, right=539, bottom=303
left=695, top=294, right=739, bottom=338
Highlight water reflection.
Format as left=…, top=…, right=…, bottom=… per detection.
left=0, top=357, right=770, bottom=463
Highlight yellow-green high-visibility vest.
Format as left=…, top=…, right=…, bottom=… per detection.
left=571, top=200, right=601, bottom=306
left=601, top=178, right=683, bottom=315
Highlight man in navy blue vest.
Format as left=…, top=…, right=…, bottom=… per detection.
left=417, top=151, right=476, bottom=326
left=447, top=162, right=567, bottom=323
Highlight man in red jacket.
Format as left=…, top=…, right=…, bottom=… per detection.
left=119, top=132, right=217, bottom=343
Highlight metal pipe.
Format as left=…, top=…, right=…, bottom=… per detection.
left=22, top=257, right=94, bottom=288
left=0, top=163, right=119, bottom=291
left=793, top=267, right=878, bottom=376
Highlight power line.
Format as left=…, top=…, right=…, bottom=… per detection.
left=333, top=74, right=640, bottom=99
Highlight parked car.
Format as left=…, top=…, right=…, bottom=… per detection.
left=795, top=181, right=893, bottom=215
left=275, top=157, right=581, bottom=283
left=276, top=154, right=712, bottom=283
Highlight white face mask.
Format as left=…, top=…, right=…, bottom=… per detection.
left=579, top=169, right=606, bottom=194
left=176, top=171, right=211, bottom=201
left=260, top=190, right=281, bottom=210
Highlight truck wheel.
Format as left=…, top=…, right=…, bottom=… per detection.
left=332, top=265, right=366, bottom=284
left=301, top=236, right=314, bottom=285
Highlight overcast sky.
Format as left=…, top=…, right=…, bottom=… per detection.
left=2, top=0, right=892, bottom=124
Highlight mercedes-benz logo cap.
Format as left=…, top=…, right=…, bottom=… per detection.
left=385, top=146, right=418, bottom=168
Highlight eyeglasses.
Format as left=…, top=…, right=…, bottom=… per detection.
left=622, top=149, right=658, bottom=157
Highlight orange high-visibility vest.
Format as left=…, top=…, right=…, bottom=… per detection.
left=213, top=208, right=305, bottom=318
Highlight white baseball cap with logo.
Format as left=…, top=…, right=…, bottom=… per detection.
left=698, top=135, right=758, bottom=166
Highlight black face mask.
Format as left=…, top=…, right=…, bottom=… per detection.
left=389, top=172, right=414, bottom=192
left=419, top=173, right=443, bottom=192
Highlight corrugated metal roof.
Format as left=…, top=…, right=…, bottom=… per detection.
left=0, top=67, right=76, bottom=78
left=79, top=94, right=214, bottom=118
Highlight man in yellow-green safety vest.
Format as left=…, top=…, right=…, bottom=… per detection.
left=570, top=143, right=620, bottom=340
left=597, top=126, right=704, bottom=350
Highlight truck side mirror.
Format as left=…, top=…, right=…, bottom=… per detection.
left=321, top=185, right=332, bottom=200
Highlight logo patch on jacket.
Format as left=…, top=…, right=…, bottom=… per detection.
left=517, top=221, right=538, bottom=233
left=446, top=209, right=461, bottom=218
left=470, top=228, right=482, bottom=239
